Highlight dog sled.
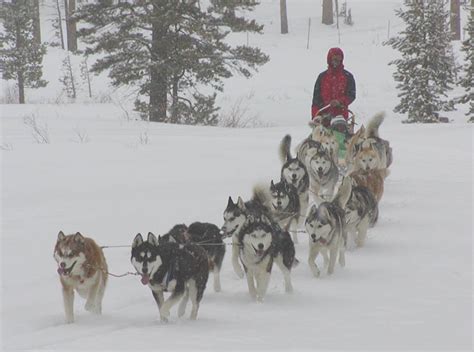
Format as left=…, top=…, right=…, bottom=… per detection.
left=312, top=104, right=356, bottom=161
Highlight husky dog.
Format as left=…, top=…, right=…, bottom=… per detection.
left=349, top=112, right=392, bottom=173
left=267, top=180, right=300, bottom=234
left=279, top=134, right=310, bottom=242
left=296, top=137, right=323, bottom=166
left=308, top=123, right=339, bottom=165
left=344, top=183, right=379, bottom=248
left=305, top=177, right=352, bottom=277
left=349, top=168, right=386, bottom=203
left=306, top=147, right=339, bottom=203
left=158, top=224, right=190, bottom=245
left=222, top=195, right=278, bottom=278
left=364, top=112, right=393, bottom=169
left=53, top=231, right=108, bottom=323
left=131, top=233, right=209, bottom=321
left=159, top=222, right=225, bottom=292
left=345, top=125, right=366, bottom=172
left=239, top=218, right=297, bottom=301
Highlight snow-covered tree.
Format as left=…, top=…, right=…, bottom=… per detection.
left=76, top=0, right=269, bottom=125
left=0, top=0, right=48, bottom=104
left=385, top=0, right=456, bottom=123
left=59, top=54, right=77, bottom=99
left=458, top=3, right=474, bottom=121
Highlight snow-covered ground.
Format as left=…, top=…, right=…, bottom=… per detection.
left=1, top=0, right=472, bottom=351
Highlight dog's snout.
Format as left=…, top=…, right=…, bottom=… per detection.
left=292, top=174, right=297, bottom=179
left=60, top=262, right=66, bottom=268
left=142, top=267, right=148, bottom=274
left=258, top=243, right=264, bottom=250
left=318, top=167, right=323, bottom=172
left=311, top=234, right=316, bottom=239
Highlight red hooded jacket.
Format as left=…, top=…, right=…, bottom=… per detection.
left=311, top=48, right=356, bottom=121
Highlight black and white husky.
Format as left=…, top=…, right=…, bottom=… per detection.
left=131, top=233, right=209, bottom=321
left=305, top=177, right=352, bottom=277
left=221, top=194, right=278, bottom=278
left=159, top=222, right=225, bottom=292
left=279, top=134, right=310, bottom=243
left=238, top=217, right=297, bottom=301
left=344, top=183, right=379, bottom=248
left=268, top=179, right=300, bottom=233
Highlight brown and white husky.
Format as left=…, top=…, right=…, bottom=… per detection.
left=53, top=231, right=108, bottom=323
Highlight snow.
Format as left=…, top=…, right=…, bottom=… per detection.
left=1, top=0, right=472, bottom=351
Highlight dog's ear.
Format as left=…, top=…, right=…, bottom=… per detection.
left=270, top=180, right=275, bottom=189
left=309, top=204, right=318, bottom=215
left=133, top=233, right=143, bottom=248
left=227, top=196, right=234, bottom=208
left=237, top=196, right=245, bottom=210
left=73, top=232, right=85, bottom=243
left=57, top=231, right=66, bottom=241
left=147, top=232, right=158, bottom=246
left=308, top=120, right=318, bottom=129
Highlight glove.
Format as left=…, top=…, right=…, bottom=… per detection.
left=330, top=99, right=341, bottom=108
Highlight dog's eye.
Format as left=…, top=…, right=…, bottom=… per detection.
left=317, top=224, right=323, bottom=228
left=309, top=223, right=314, bottom=228
left=229, top=217, right=235, bottom=222
left=251, top=234, right=257, bottom=238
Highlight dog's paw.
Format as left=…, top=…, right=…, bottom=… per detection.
left=65, top=316, right=74, bottom=324
left=285, top=284, right=294, bottom=293
left=214, top=282, right=222, bottom=292
left=310, top=266, right=321, bottom=278
left=256, top=295, right=265, bottom=303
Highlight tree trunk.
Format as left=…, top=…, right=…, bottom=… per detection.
left=450, top=0, right=461, bottom=40
left=65, top=0, right=77, bottom=52
left=33, top=0, right=41, bottom=44
left=280, top=0, right=288, bottom=34
left=56, top=0, right=65, bottom=49
left=149, top=20, right=168, bottom=122
left=171, top=74, right=179, bottom=122
left=322, top=0, right=334, bottom=25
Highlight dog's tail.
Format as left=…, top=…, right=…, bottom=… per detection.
left=333, top=176, right=352, bottom=209
left=251, top=182, right=271, bottom=208
left=279, top=134, right=292, bottom=163
left=365, top=111, right=385, bottom=139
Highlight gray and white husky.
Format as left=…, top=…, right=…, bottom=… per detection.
left=279, top=134, right=310, bottom=243
left=131, top=233, right=209, bottom=321
left=305, top=177, right=352, bottom=277
left=305, top=147, right=339, bottom=203
left=238, top=217, right=297, bottom=301
left=222, top=195, right=276, bottom=278
left=344, top=182, right=379, bottom=249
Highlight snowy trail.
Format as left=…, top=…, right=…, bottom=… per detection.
left=2, top=118, right=472, bottom=350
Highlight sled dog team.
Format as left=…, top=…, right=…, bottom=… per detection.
left=54, top=112, right=393, bottom=323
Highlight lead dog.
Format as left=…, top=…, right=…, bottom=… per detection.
left=131, top=233, right=209, bottom=321
left=53, top=231, right=108, bottom=323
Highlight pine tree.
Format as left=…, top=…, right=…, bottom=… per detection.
left=76, top=0, right=269, bottom=124
left=458, top=4, right=474, bottom=121
left=0, top=0, right=48, bottom=104
left=385, top=0, right=456, bottom=123
left=59, top=53, right=77, bottom=99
